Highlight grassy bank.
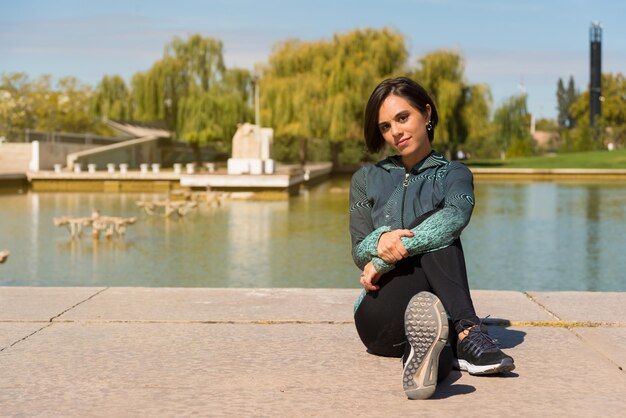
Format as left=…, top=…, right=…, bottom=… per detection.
left=466, top=149, right=626, bottom=169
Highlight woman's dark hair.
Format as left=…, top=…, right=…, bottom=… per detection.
left=363, top=77, right=439, bottom=153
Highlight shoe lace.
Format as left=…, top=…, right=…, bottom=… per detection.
left=460, top=317, right=501, bottom=357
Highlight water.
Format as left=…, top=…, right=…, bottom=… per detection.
left=1, top=178, right=625, bottom=291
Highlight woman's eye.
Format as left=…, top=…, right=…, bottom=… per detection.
left=398, top=115, right=408, bottom=122
left=380, top=124, right=390, bottom=132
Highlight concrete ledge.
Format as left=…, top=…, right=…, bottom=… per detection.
left=470, top=167, right=626, bottom=180
left=27, top=171, right=181, bottom=181
left=1, top=288, right=624, bottom=416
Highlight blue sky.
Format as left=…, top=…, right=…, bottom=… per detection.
left=2, top=0, right=625, bottom=120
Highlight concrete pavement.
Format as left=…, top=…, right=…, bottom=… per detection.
left=1, top=288, right=625, bottom=417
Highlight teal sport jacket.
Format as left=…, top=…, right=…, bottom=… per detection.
left=349, top=151, right=475, bottom=275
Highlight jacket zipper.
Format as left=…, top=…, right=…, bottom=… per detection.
left=400, top=172, right=409, bottom=228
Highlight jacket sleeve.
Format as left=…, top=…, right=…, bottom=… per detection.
left=349, top=167, right=391, bottom=270
left=370, top=162, right=475, bottom=274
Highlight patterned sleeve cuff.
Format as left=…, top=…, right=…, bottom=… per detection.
left=372, top=256, right=394, bottom=274
left=363, top=225, right=392, bottom=257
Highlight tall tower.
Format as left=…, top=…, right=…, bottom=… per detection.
left=589, top=22, right=602, bottom=128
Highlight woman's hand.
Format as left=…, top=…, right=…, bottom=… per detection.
left=377, top=229, right=414, bottom=263
left=360, top=261, right=382, bottom=292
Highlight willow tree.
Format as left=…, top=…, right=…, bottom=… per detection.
left=462, top=84, right=496, bottom=157
left=261, top=28, right=408, bottom=166
left=411, top=50, right=490, bottom=159
left=90, top=75, right=131, bottom=121
left=493, top=94, right=533, bottom=158
left=130, top=34, right=252, bottom=160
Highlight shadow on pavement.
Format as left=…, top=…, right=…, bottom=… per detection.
left=488, top=325, right=526, bottom=349
left=431, top=371, right=475, bottom=399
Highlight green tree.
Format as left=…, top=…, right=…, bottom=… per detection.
left=1, top=73, right=102, bottom=140
left=411, top=50, right=491, bottom=159
left=568, top=72, right=626, bottom=150
left=556, top=76, right=579, bottom=129
left=130, top=34, right=252, bottom=161
left=462, top=84, right=497, bottom=158
left=0, top=73, right=34, bottom=141
left=493, top=94, right=534, bottom=158
left=261, top=28, right=407, bottom=166
left=91, top=75, right=131, bottom=121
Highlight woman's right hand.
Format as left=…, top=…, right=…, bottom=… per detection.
left=360, top=261, right=382, bottom=292
left=377, top=229, right=414, bottom=263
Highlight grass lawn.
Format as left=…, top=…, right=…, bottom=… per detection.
left=466, top=149, right=626, bottom=169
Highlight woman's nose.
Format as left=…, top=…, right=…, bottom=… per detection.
left=390, top=122, right=402, bottom=137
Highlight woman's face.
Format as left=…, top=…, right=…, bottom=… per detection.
left=377, top=94, right=432, bottom=165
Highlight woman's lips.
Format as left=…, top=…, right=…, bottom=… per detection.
left=396, top=138, right=410, bottom=148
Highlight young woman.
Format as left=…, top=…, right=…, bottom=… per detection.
left=350, top=77, right=514, bottom=400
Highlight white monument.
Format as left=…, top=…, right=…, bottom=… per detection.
left=227, top=123, right=275, bottom=175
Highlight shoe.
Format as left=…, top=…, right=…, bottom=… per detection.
left=455, top=324, right=515, bottom=375
left=402, top=291, right=449, bottom=400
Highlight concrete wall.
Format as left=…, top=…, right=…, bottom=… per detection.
left=36, top=142, right=98, bottom=171
left=0, top=143, right=32, bottom=173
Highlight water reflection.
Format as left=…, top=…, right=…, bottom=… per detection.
left=464, top=181, right=626, bottom=291
left=0, top=179, right=625, bottom=290
left=224, top=200, right=289, bottom=287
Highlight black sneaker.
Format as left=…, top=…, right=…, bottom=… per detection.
left=455, top=324, right=515, bottom=375
left=402, top=291, right=449, bottom=400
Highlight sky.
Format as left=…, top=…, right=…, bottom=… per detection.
left=1, top=0, right=625, bottom=120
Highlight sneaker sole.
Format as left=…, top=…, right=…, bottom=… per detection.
left=403, top=292, right=449, bottom=400
left=455, top=358, right=516, bottom=375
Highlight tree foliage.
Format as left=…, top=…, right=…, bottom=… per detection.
left=115, top=34, right=251, bottom=150
left=91, top=75, right=131, bottom=121
left=556, top=76, right=579, bottom=129
left=566, top=73, right=626, bottom=150
left=493, top=94, right=534, bottom=158
left=261, top=28, right=407, bottom=165
left=0, top=73, right=98, bottom=141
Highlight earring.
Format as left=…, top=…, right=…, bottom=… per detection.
left=426, top=121, right=433, bottom=131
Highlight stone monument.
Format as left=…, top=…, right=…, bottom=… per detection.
left=227, top=123, right=275, bottom=175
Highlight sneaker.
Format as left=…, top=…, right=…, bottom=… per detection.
left=402, top=291, right=449, bottom=400
left=455, top=324, right=515, bottom=375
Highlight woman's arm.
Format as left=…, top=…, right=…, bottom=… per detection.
left=349, top=167, right=392, bottom=270
left=370, top=163, right=475, bottom=274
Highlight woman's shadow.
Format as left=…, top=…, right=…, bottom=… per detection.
left=431, top=321, right=525, bottom=399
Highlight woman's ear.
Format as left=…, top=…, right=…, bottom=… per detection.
left=425, top=104, right=432, bottom=121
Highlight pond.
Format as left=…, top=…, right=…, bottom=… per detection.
left=1, top=177, right=625, bottom=291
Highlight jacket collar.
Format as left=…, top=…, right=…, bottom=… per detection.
left=376, top=151, right=449, bottom=173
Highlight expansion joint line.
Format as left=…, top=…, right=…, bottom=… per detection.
left=524, top=292, right=624, bottom=374
left=50, top=287, right=109, bottom=322
left=523, top=292, right=562, bottom=321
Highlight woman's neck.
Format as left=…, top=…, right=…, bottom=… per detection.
left=401, top=145, right=432, bottom=171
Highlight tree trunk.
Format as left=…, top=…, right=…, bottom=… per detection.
left=299, top=137, right=308, bottom=167
left=191, top=141, right=203, bottom=166
left=329, top=141, right=342, bottom=170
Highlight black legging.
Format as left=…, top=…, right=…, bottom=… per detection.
left=353, top=239, right=480, bottom=380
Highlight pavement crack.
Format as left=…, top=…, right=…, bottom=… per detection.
left=49, top=287, right=109, bottom=322
left=0, top=323, right=54, bottom=352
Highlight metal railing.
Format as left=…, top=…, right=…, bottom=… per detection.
left=25, top=129, right=127, bottom=146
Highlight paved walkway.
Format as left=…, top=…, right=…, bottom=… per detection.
left=1, top=288, right=625, bottom=417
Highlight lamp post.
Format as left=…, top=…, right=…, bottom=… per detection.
left=252, top=75, right=260, bottom=126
